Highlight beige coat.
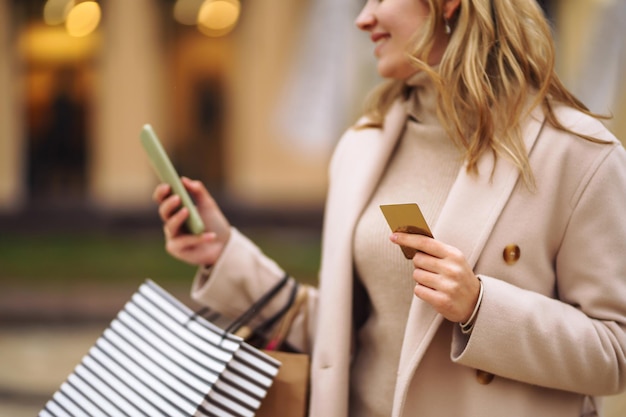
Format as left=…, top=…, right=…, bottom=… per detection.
left=192, top=100, right=626, bottom=417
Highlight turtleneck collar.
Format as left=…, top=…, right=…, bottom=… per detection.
left=404, top=69, right=441, bottom=126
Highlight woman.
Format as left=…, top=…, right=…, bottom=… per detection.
left=154, top=0, right=626, bottom=415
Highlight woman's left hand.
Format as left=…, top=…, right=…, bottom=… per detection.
left=390, top=233, right=481, bottom=323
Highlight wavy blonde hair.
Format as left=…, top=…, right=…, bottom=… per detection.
left=359, top=0, right=608, bottom=185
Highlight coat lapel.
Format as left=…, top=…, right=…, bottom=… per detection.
left=346, top=101, right=408, bottom=220
left=321, top=101, right=408, bottom=257
left=311, top=101, right=408, bottom=416
left=317, top=100, right=407, bottom=326
left=393, top=106, right=547, bottom=415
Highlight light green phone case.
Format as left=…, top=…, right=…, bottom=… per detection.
left=140, top=124, right=206, bottom=235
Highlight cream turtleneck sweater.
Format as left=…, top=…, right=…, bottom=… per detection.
left=349, top=71, right=464, bottom=417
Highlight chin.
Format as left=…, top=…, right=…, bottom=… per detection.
left=377, top=61, right=415, bottom=80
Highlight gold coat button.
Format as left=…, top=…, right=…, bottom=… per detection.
left=476, top=369, right=495, bottom=385
left=503, top=244, right=520, bottom=265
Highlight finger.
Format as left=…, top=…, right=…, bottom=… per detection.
left=391, top=233, right=444, bottom=258
left=164, top=206, right=189, bottom=238
left=165, top=233, right=218, bottom=264
left=413, top=280, right=444, bottom=303
left=152, top=183, right=172, bottom=203
left=182, top=177, right=231, bottom=237
left=182, top=177, right=213, bottom=207
left=413, top=283, right=463, bottom=319
left=412, top=251, right=439, bottom=274
left=412, top=267, right=440, bottom=290
left=166, top=232, right=214, bottom=253
left=158, top=194, right=182, bottom=222
left=413, top=249, right=464, bottom=279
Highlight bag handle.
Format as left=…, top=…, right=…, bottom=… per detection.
left=224, top=272, right=294, bottom=336
left=224, top=273, right=297, bottom=333
left=188, top=272, right=290, bottom=329
left=189, top=272, right=303, bottom=347
left=264, top=284, right=308, bottom=351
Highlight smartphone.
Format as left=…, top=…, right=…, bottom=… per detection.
left=140, top=124, right=206, bottom=235
left=380, top=203, right=433, bottom=259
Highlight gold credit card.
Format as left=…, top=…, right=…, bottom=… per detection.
left=380, top=203, right=433, bottom=259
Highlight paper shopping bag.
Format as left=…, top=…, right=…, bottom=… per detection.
left=227, top=279, right=310, bottom=417
left=39, top=280, right=281, bottom=417
left=256, top=350, right=309, bottom=417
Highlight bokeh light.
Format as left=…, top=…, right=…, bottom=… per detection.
left=197, top=0, right=241, bottom=37
left=65, top=1, right=101, bottom=38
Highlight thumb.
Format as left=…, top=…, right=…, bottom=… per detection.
left=181, top=177, right=216, bottom=208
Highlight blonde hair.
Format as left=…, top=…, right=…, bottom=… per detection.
left=359, top=0, right=608, bottom=185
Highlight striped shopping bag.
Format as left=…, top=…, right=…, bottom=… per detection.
left=39, top=280, right=281, bottom=417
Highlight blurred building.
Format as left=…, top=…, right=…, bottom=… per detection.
left=0, top=0, right=623, bottom=231
left=0, top=0, right=370, bottom=230
left=553, top=0, right=626, bottom=141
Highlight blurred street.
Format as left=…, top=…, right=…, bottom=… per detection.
left=0, top=281, right=197, bottom=416
left=0, top=324, right=106, bottom=416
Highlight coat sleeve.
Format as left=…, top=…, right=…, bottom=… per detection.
left=190, top=227, right=318, bottom=352
left=451, top=143, right=626, bottom=396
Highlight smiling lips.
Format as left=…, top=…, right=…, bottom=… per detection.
left=371, top=32, right=390, bottom=55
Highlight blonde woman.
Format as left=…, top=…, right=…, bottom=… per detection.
left=154, top=0, right=626, bottom=415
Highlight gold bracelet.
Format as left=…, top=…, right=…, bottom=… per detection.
left=460, top=277, right=483, bottom=334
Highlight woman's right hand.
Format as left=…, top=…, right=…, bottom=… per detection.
left=153, top=177, right=231, bottom=266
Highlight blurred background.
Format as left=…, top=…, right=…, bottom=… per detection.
left=0, top=0, right=624, bottom=415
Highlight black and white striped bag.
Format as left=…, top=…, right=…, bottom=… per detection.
left=39, top=280, right=281, bottom=417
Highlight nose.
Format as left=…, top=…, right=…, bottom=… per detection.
left=355, top=0, right=375, bottom=31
